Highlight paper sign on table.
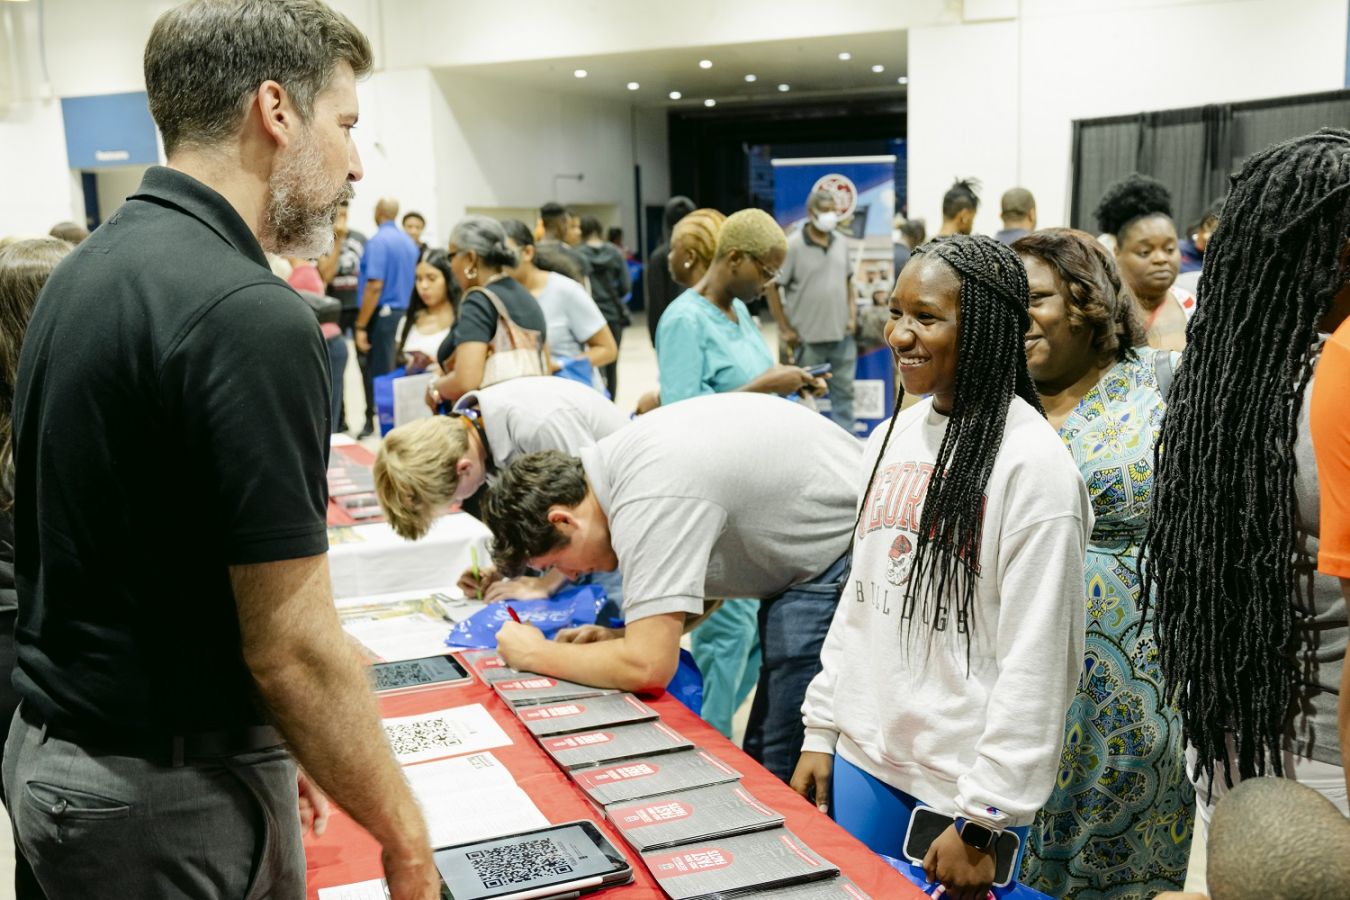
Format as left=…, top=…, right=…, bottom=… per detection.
left=403, top=752, right=549, bottom=848
left=381, top=704, right=511, bottom=764
left=316, top=879, right=387, bottom=899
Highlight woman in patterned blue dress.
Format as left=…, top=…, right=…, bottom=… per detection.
left=1013, top=229, right=1194, bottom=899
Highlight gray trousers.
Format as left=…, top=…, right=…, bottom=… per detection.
left=3, top=707, right=304, bottom=900
left=795, top=337, right=857, bottom=434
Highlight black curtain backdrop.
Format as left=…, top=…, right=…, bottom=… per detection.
left=1071, top=89, right=1350, bottom=234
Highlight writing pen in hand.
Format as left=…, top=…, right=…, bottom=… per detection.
left=506, top=605, right=522, bottom=624
left=470, top=546, right=482, bottom=600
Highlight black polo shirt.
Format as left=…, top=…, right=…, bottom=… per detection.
left=12, top=166, right=331, bottom=737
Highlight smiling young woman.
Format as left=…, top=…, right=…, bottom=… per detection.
left=794, top=235, right=1093, bottom=900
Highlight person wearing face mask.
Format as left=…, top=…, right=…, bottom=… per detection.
left=765, top=189, right=858, bottom=434
left=1012, top=228, right=1194, bottom=899
left=1094, top=174, right=1195, bottom=352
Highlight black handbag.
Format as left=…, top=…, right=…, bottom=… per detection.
left=296, top=289, right=342, bottom=326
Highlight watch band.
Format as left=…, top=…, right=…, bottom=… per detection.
left=953, top=816, right=998, bottom=851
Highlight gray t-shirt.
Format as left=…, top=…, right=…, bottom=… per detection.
left=458, top=377, right=628, bottom=468
left=537, top=272, right=608, bottom=361
left=1290, top=354, right=1346, bottom=765
left=579, top=393, right=863, bottom=623
left=776, top=228, right=851, bottom=344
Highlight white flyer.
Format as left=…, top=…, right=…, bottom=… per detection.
left=317, top=879, right=386, bottom=899
left=382, top=703, right=512, bottom=764
left=403, top=752, right=550, bottom=848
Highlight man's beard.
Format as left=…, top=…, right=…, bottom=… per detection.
left=259, top=131, right=354, bottom=258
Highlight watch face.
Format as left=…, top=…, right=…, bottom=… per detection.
left=959, top=821, right=996, bottom=849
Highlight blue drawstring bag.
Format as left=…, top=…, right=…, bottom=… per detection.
left=444, top=584, right=607, bottom=649
left=372, top=366, right=406, bottom=436
left=667, top=649, right=704, bottom=717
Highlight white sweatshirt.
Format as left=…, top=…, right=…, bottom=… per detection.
left=801, top=396, right=1092, bottom=831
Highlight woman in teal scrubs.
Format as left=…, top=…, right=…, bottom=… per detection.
left=653, top=207, right=827, bottom=738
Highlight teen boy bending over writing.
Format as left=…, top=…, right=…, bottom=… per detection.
left=482, top=393, right=862, bottom=782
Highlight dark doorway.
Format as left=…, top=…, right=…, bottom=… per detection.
left=668, top=94, right=906, bottom=215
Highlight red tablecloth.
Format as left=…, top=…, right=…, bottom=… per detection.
left=304, top=656, right=923, bottom=899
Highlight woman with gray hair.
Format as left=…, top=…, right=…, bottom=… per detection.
left=426, top=215, right=550, bottom=407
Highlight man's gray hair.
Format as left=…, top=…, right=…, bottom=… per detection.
left=144, top=0, right=373, bottom=156
left=450, top=216, right=520, bottom=269
left=807, top=189, right=835, bottom=212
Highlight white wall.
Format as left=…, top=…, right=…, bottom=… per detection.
left=385, top=0, right=947, bottom=68
left=907, top=0, right=1350, bottom=235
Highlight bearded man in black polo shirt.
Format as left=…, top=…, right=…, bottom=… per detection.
left=4, top=2, right=438, bottom=898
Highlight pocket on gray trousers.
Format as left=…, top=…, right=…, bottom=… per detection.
left=23, top=782, right=131, bottom=821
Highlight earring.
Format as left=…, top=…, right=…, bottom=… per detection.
left=466, top=265, right=477, bottom=279
left=684, top=261, right=692, bottom=268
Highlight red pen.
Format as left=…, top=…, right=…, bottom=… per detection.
left=506, top=605, right=522, bottom=624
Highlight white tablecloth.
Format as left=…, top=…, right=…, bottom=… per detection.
left=328, top=512, right=493, bottom=600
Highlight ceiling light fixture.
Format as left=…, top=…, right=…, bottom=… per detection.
left=745, top=74, right=756, bottom=82
left=838, top=52, right=851, bottom=60
left=871, top=65, right=884, bottom=73
left=778, top=84, right=790, bottom=92
left=699, top=60, right=713, bottom=69
left=574, top=69, right=587, bottom=78
left=669, top=91, right=682, bottom=99
left=704, top=98, right=716, bottom=107
left=898, top=76, right=909, bottom=85
left=627, top=82, right=640, bottom=90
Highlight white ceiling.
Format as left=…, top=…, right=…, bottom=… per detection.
left=434, top=29, right=908, bottom=108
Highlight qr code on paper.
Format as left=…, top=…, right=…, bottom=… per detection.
left=372, top=662, right=435, bottom=691
left=468, top=838, right=575, bottom=888
left=384, top=717, right=462, bottom=757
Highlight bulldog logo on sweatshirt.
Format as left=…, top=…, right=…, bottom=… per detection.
left=886, top=534, right=914, bottom=586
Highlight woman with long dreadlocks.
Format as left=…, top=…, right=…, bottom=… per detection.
left=1012, top=228, right=1195, bottom=899
left=793, top=235, right=1092, bottom=900
left=1142, top=129, right=1350, bottom=891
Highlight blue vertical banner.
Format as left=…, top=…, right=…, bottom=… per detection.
left=770, top=155, right=897, bottom=236
left=853, top=348, right=896, bottom=438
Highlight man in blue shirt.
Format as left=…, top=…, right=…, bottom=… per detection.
left=354, top=196, right=419, bottom=437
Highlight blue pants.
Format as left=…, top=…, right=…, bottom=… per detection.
left=742, top=553, right=850, bottom=782
left=360, top=306, right=402, bottom=426
left=326, top=334, right=347, bottom=432
left=832, top=754, right=1030, bottom=899
left=690, top=599, right=761, bottom=739
left=795, top=337, right=857, bottom=434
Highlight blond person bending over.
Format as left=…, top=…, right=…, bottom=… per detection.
left=375, top=377, right=627, bottom=601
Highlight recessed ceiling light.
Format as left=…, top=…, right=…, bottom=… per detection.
left=574, top=69, right=587, bottom=78
left=699, top=60, right=713, bottom=69
left=704, top=98, right=716, bottom=107
left=898, top=76, right=909, bottom=85
left=669, top=91, right=682, bottom=100
left=778, top=84, right=790, bottom=92
left=745, top=74, right=757, bottom=82
left=627, top=82, right=640, bottom=90
left=871, top=65, right=884, bottom=73
left=838, top=52, right=851, bottom=60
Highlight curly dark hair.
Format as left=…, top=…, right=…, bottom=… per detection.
left=481, top=450, right=590, bottom=576
left=1012, top=227, right=1145, bottom=364
left=1094, top=173, right=1173, bottom=242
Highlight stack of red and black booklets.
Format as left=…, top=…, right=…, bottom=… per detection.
left=459, top=649, right=874, bottom=899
